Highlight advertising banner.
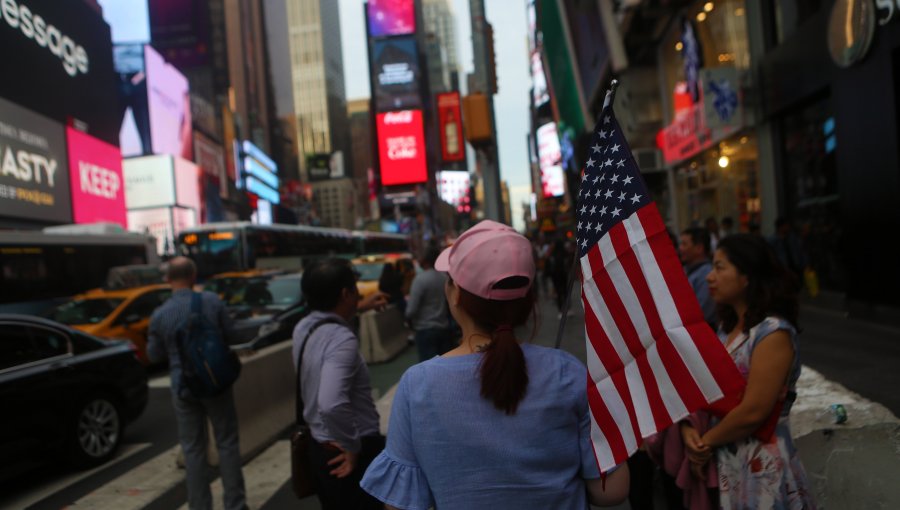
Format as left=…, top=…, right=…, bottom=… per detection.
left=531, top=51, right=550, bottom=108
left=148, top=0, right=211, bottom=69
left=238, top=140, right=279, bottom=204
left=367, top=0, right=415, bottom=37
left=174, top=157, right=201, bottom=213
left=536, top=122, right=565, bottom=198
left=66, top=127, right=126, bottom=227
left=436, top=170, right=470, bottom=209
left=194, top=132, right=226, bottom=197
left=0, top=0, right=119, bottom=145
left=376, top=110, right=427, bottom=186
left=307, top=153, right=331, bottom=181
left=372, top=37, right=422, bottom=112
left=437, top=92, right=465, bottom=162
left=0, top=97, right=71, bottom=223
left=117, top=45, right=192, bottom=160
left=562, top=0, right=609, bottom=105
left=127, top=206, right=196, bottom=255
left=123, top=155, right=176, bottom=209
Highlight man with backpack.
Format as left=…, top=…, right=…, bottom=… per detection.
left=148, top=257, right=247, bottom=510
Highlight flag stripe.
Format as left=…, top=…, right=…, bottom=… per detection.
left=631, top=207, right=731, bottom=400
left=606, top=220, right=688, bottom=430
left=581, top=285, right=641, bottom=450
left=586, top=237, right=664, bottom=437
left=587, top=372, right=630, bottom=462
left=586, top=384, right=619, bottom=469
left=617, top=211, right=708, bottom=416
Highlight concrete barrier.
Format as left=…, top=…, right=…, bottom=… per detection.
left=359, top=306, right=410, bottom=363
left=198, top=341, right=295, bottom=465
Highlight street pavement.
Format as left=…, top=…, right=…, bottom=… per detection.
left=2, top=288, right=897, bottom=509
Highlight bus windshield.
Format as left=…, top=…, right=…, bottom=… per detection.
left=179, top=230, right=242, bottom=280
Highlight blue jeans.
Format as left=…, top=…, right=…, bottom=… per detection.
left=414, top=328, right=456, bottom=361
left=172, top=388, right=246, bottom=510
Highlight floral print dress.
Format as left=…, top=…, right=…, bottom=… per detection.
left=715, top=317, right=817, bottom=510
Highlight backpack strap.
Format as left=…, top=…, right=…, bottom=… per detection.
left=191, top=291, right=202, bottom=315
left=295, top=318, right=344, bottom=426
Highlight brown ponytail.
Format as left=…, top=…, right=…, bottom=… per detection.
left=457, top=276, right=535, bottom=415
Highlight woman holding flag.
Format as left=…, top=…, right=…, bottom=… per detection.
left=360, top=220, right=629, bottom=509
left=682, top=234, right=816, bottom=508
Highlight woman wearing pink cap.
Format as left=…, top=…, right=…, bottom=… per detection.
left=361, top=220, right=629, bottom=509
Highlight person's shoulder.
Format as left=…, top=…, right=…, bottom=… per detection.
left=752, top=316, right=797, bottom=342
left=523, top=344, right=586, bottom=374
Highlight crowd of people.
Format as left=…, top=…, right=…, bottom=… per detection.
left=146, top=213, right=816, bottom=510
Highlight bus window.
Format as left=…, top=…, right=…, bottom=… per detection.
left=181, top=230, right=242, bottom=280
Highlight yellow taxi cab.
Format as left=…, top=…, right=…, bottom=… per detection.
left=351, top=253, right=415, bottom=300
left=202, top=269, right=285, bottom=306
left=46, top=284, right=172, bottom=365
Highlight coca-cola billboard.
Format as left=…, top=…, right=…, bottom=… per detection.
left=376, top=110, right=427, bottom=186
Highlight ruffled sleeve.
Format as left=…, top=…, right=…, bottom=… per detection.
left=360, top=450, right=433, bottom=510
left=360, top=371, right=434, bottom=510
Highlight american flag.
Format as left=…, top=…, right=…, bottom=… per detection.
left=577, top=104, right=744, bottom=472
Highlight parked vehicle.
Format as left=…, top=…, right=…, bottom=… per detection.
left=46, top=284, right=172, bottom=364
left=0, top=315, right=148, bottom=480
left=351, top=253, right=415, bottom=299
left=207, top=272, right=307, bottom=348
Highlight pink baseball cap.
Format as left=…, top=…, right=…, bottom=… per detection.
left=435, top=220, right=535, bottom=300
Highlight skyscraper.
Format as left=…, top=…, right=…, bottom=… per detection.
left=285, top=0, right=349, bottom=181
left=422, top=0, right=459, bottom=90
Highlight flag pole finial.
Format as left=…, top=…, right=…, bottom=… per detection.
left=602, top=79, right=619, bottom=111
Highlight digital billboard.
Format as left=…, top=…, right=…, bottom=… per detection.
left=194, top=132, right=226, bottom=198
left=367, top=0, right=415, bottom=37
left=531, top=51, right=550, bottom=108
left=147, top=0, right=211, bottom=68
left=437, top=171, right=470, bottom=209
left=123, top=155, right=176, bottom=209
left=66, top=127, right=126, bottom=227
left=174, top=157, right=201, bottom=214
left=0, top=0, right=119, bottom=146
left=0, top=97, right=72, bottom=223
left=238, top=140, right=279, bottom=204
left=536, top=122, right=565, bottom=198
left=437, top=92, right=465, bottom=162
left=376, top=110, right=427, bottom=186
left=117, top=45, right=192, bottom=159
left=372, top=37, right=422, bottom=112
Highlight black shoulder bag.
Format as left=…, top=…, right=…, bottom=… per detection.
left=291, top=319, right=340, bottom=499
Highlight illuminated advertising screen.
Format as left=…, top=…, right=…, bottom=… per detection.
left=0, top=97, right=72, bottom=223
left=238, top=140, right=279, bottom=204
left=531, top=51, right=549, bottom=108
left=174, top=157, right=202, bottom=213
left=66, top=127, right=127, bottom=227
left=436, top=171, right=470, bottom=208
left=437, top=92, right=465, bottom=162
left=194, top=132, right=226, bottom=198
left=376, top=110, right=427, bottom=186
left=147, top=0, right=211, bottom=68
left=367, top=0, right=415, bottom=37
left=0, top=0, right=119, bottom=145
left=123, top=155, right=176, bottom=209
left=536, top=122, right=565, bottom=198
left=372, top=37, right=421, bottom=112
left=117, top=45, right=192, bottom=159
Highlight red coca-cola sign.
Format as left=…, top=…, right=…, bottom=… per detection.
left=376, top=109, right=427, bottom=186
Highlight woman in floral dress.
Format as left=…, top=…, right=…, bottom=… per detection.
left=681, top=234, right=816, bottom=509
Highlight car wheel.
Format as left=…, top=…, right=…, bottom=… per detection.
left=69, top=393, right=123, bottom=467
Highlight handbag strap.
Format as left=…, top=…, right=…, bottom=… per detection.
left=295, top=318, right=343, bottom=426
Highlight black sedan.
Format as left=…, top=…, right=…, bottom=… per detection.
left=0, top=315, right=148, bottom=480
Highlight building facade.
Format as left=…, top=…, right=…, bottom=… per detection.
left=312, top=178, right=358, bottom=230
left=286, top=0, right=349, bottom=181
left=422, top=0, right=460, bottom=90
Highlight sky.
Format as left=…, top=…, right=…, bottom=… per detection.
left=98, top=0, right=533, bottom=229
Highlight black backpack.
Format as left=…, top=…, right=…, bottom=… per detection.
left=176, top=292, right=242, bottom=399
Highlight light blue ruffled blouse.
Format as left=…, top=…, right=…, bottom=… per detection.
left=360, top=343, right=602, bottom=510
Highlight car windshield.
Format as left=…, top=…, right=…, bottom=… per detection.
left=49, top=298, right=124, bottom=325
left=218, top=276, right=302, bottom=311
left=353, top=263, right=383, bottom=281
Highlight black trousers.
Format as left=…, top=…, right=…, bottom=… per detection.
left=307, top=435, right=385, bottom=510
left=627, top=450, right=686, bottom=510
